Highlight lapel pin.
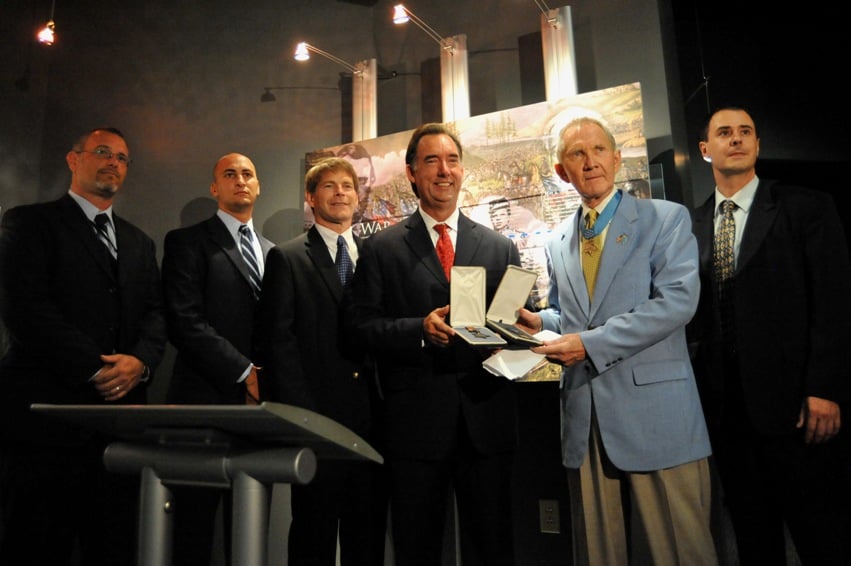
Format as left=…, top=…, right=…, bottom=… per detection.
left=616, top=233, right=628, bottom=245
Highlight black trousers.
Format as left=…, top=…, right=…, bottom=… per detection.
left=710, top=363, right=850, bottom=566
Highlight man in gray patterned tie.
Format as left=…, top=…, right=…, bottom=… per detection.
left=689, top=106, right=850, bottom=565
left=161, top=152, right=273, bottom=565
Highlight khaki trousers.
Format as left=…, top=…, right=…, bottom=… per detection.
left=567, top=414, right=717, bottom=566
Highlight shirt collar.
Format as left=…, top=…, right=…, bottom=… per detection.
left=715, top=175, right=759, bottom=215
left=580, top=188, right=618, bottom=219
left=314, top=223, right=354, bottom=251
left=216, top=209, right=255, bottom=240
left=419, top=207, right=460, bottom=234
left=68, top=190, right=113, bottom=223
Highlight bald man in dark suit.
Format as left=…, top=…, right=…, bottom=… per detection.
left=161, top=152, right=273, bottom=565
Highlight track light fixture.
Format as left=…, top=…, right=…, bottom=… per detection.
left=37, top=0, right=57, bottom=45
left=294, top=42, right=363, bottom=75
left=392, top=4, right=455, bottom=53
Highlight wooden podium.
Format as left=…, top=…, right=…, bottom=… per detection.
left=31, top=402, right=383, bottom=566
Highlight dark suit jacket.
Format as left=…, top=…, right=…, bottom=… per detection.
left=253, top=226, right=375, bottom=438
left=345, top=210, right=522, bottom=459
left=688, top=179, right=851, bottom=435
left=0, top=194, right=166, bottom=446
left=162, top=215, right=273, bottom=404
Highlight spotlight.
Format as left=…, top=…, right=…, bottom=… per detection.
left=37, top=0, right=57, bottom=45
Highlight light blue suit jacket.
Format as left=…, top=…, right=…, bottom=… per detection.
left=540, top=190, right=711, bottom=471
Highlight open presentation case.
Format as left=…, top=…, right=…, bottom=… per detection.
left=450, top=265, right=542, bottom=347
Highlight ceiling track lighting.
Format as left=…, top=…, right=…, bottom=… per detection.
left=37, top=0, right=57, bottom=45
left=392, top=4, right=455, bottom=53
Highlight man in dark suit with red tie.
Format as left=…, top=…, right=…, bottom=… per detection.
left=688, top=106, right=851, bottom=565
left=161, top=152, right=273, bottom=565
left=345, top=123, right=522, bottom=566
left=0, top=127, right=167, bottom=565
left=254, top=156, right=386, bottom=566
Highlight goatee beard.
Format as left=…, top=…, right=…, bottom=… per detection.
left=93, top=181, right=119, bottom=198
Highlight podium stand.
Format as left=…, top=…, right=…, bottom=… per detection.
left=31, top=402, right=383, bottom=566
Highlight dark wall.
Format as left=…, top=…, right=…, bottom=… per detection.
left=669, top=2, right=851, bottom=207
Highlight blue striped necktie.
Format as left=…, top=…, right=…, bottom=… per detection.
left=239, top=225, right=262, bottom=298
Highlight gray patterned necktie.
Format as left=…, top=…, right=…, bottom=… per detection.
left=713, top=200, right=737, bottom=289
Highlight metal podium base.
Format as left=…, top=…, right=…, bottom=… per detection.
left=31, top=402, right=383, bottom=566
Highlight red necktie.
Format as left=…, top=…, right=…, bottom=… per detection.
left=434, top=223, right=454, bottom=280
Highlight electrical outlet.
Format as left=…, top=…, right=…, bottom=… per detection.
left=538, top=499, right=560, bottom=534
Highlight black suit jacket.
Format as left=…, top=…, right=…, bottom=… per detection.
left=0, top=194, right=166, bottom=446
left=253, top=226, right=375, bottom=437
left=345, top=210, right=522, bottom=459
left=688, top=179, right=851, bottom=434
left=162, top=215, right=273, bottom=404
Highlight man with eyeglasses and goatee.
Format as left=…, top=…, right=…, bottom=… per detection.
left=0, top=127, right=166, bottom=565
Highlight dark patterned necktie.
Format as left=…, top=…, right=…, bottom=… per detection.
left=713, top=200, right=737, bottom=289
left=94, top=213, right=117, bottom=258
left=239, top=225, right=262, bottom=298
left=713, top=200, right=737, bottom=351
left=581, top=210, right=602, bottom=299
left=434, top=224, right=454, bottom=280
left=335, top=235, right=354, bottom=286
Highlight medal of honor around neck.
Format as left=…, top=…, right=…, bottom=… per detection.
left=581, top=190, right=623, bottom=252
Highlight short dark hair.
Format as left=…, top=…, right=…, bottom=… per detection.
left=72, top=127, right=126, bottom=152
left=404, top=122, right=463, bottom=197
left=699, top=105, right=755, bottom=142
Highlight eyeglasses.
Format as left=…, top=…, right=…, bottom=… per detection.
left=76, top=146, right=132, bottom=166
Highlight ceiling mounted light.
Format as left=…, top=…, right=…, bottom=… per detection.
left=37, top=0, right=57, bottom=45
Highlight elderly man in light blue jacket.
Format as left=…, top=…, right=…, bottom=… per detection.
left=519, top=115, right=716, bottom=566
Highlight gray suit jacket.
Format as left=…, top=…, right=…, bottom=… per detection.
left=540, top=191, right=711, bottom=471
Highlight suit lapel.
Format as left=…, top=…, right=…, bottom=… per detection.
left=57, top=195, right=116, bottom=281
left=737, top=180, right=777, bottom=273
left=206, top=216, right=255, bottom=292
left=454, top=213, right=482, bottom=268
left=557, top=208, right=590, bottom=314
left=591, top=193, right=637, bottom=315
left=692, top=196, right=715, bottom=275
left=404, top=212, right=447, bottom=285
left=306, top=226, right=344, bottom=301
